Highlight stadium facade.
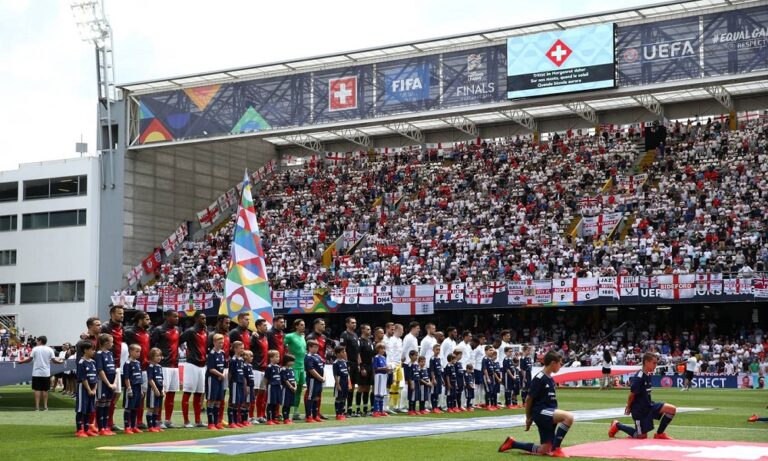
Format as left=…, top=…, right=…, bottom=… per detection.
left=80, top=0, right=768, bottom=328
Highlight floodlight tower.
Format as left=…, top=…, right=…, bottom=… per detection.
left=71, top=0, right=116, bottom=189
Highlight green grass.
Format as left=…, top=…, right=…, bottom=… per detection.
left=0, top=385, right=766, bottom=460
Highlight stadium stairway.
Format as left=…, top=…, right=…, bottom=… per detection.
left=634, top=149, right=656, bottom=173
left=615, top=213, right=636, bottom=241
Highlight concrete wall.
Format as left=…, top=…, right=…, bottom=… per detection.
left=122, top=138, right=276, bottom=276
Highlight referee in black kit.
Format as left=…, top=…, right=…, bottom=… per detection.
left=339, top=317, right=360, bottom=417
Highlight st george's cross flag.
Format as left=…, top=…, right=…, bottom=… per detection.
left=221, top=171, right=274, bottom=329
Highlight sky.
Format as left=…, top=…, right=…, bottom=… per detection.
left=0, top=0, right=665, bottom=172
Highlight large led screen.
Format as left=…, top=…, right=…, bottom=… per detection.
left=507, top=23, right=615, bottom=99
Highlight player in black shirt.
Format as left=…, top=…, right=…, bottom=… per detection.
left=179, top=311, right=208, bottom=427
left=356, top=324, right=375, bottom=416
left=338, top=317, right=359, bottom=416
left=609, top=352, right=677, bottom=440
left=499, top=351, right=574, bottom=458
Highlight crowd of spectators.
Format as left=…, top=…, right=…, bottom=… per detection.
left=144, top=117, right=767, bottom=297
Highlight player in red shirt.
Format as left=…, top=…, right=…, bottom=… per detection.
left=249, top=319, right=269, bottom=423
left=180, top=311, right=209, bottom=427
left=100, top=305, right=124, bottom=431
left=228, top=312, right=252, bottom=351
left=124, top=311, right=151, bottom=429
left=266, top=316, right=286, bottom=362
left=150, top=310, right=180, bottom=428
left=306, top=318, right=330, bottom=420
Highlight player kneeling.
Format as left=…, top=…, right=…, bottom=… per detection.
left=498, top=351, right=573, bottom=458
left=609, top=352, right=676, bottom=440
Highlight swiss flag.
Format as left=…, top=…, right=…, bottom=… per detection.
left=329, top=76, right=357, bottom=111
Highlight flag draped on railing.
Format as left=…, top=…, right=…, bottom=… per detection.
left=221, top=171, right=274, bottom=327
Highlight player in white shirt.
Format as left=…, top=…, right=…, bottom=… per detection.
left=419, top=323, right=437, bottom=361
left=440, top=327, right=458, bottom=368
left=400, top=322, right=421, bottom=411
left=497, top=330, right=512, bottom=366
left=456, top=331, right=473, bottom=369
left=382, top=323, right=404, bottom=413
left=471, top=334, right=486, bottom=407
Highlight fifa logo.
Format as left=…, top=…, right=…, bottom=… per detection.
left=391, top=77, right=423, bottom=92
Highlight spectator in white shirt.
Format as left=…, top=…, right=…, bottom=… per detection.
left=18, top=336, right=63, bottom=411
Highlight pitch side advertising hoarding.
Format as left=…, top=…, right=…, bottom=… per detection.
left=506, top=23, right=616, bottom=99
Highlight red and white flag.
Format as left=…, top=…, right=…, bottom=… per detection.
left=329, top=76, right=357, bottom=111
left=724, top=278, right=752, bottom=295
left=616, top=174, right=648, bottom=193
left=325, top=152, right=346, bottom=165
left=552, top=278, right=599, bottom=303
left=435, top=283, right=465, bottom=302
left=581, top=212, right=622, bottom=237
left=135, top=294, right=160, bottom=313
left=141, top=249, right=163, bottom=274
left=657, top=274, right=696, bottom=299
left=465, top=284, right=494, bottom=305
left=343, top=286, right=359, bottom=304
left=488, top=280, right=507, bottom=293
left=272, top=290, right=284, bottom=310
left=392, top=285, right=435, bottom=315
left=696, top=273, right=723, bottom=295
left=299, top=290, right=314, bottom=310
left=753, top=275, right=768, bottom=298
left=127, top=265, right=143, bottom=286
left=358, top=286, right=392, bottom=305
left=192, top=293, right=214, bottom=310
left=508, top=279, right=552, bottom=305
left=578, top=196, right=602, bottom=216
left=162, top=293, right=189, bottom=312
left=196, top=202, right=221, bottom=228
left=110, top=294, right=136, bottom=308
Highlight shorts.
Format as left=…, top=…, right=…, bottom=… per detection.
left=420, top=385, right=431, bottom=400
left=146, top=389, right=163, bottom=409
left=602, top=368, right=611, bottom=375
left=374, top=373, right=388, bottom=397
left=123, top=386, right=143, bottom=410
left=533, top=408, right=556, bottom=444
left=267, top=383, right=281, bottom=404
left=334, top=385, right=349, bottom=400
left=348, top=363, right=361, bottom=385
left=473, top=370, right=484, bottom=388
left=32, top=376, right=51, bottom=392
left=632, top=402, right=665, bottom=435
left=76, top=389, right=95, bottom=414
left=162, top=367, right=180, bottom=392
left=229, top=383, right=245, bottom=405
left=183, top=363, right=206, bottom=393
left=408, top=383, right=418, bottom=402
left=96, top=377, right=115, bottom=400
left=484, top=377, right=494, bottom=393
left=358, top=364, right=373, bottom=386
left=282, top=388, right=295, bottom=408
left=253, top=370, right=265, bottom=390
left=432, top=380, right=442, bottom=396
left=306, top=378, right=323, bottom=399
left=684, top=370, right=694, bottom=381
left=206, top=375, right=225, bottom=401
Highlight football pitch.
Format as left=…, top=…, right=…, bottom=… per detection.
left=0, top=385, right=765, bottom=460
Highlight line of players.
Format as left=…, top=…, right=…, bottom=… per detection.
left=72, top=306, right=293, bottom=436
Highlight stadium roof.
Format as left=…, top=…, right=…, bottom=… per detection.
left=119, top=0, right=761, bottom=95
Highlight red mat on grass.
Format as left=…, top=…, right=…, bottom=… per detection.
left=564, top=438, right=768, bottom=461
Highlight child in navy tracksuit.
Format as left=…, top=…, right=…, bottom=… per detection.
left=281, top=355, right=297, bottom=424
left=417, top=356, right=431, bottom=413
left=429, top=344, right=443, bottom=413
left=445, top=353, right=459, bottom=412
left=243, top=351, right=256, bottom=426
left=123, top=344, right=143, bottom=433
left=264, top=350, right=282, bottom=425
left=405, top=350, right=419, bottom=414
left=75, top=342, right=97, bottom=437
left=465, top=363, right=476, bottom=410
left=454, top=351, right=465, bottom=411
left=145, top=348, right=165, bottom=432
left=334, top=346, right=350, bottom=419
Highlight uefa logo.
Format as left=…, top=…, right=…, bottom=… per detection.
left=623, top=48, right=639, bottom=63
left=660, top=376, right=673, bottom=388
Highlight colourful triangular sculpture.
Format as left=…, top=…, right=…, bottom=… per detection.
left=231, top=106, right=271, bottom=134
left=221, top=171, right=274, bottom=328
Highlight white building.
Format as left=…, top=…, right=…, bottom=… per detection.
left=0, top=157, right=100, bottom=345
